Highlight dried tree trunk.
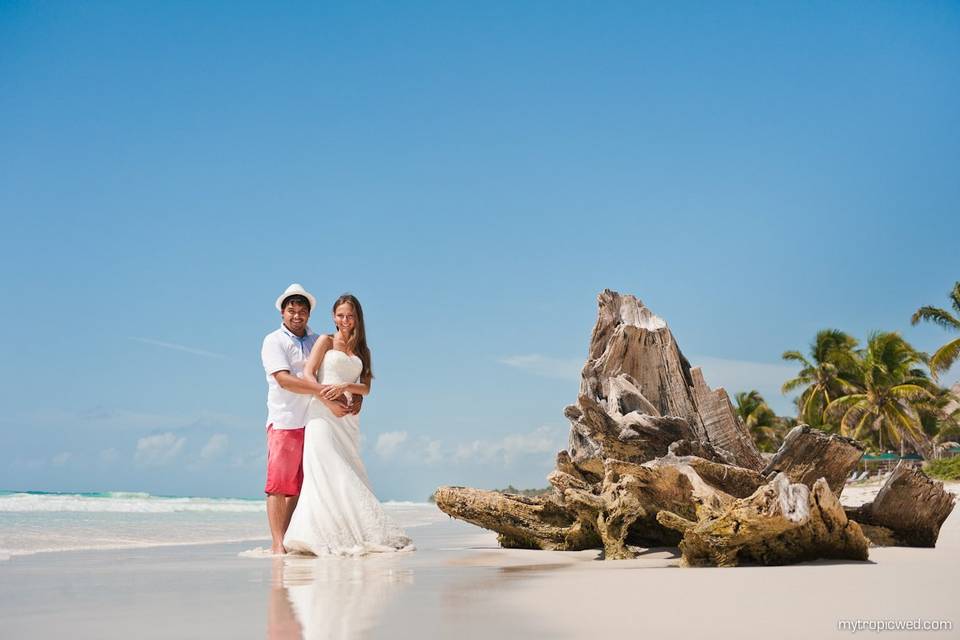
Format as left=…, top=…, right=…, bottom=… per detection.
left=574, top=290, right=763, bottom=471
left=763, top=425, right=865, bottom=496
left=845, top=463, right=956, bottom=547
left=433, top=486, right=599, bottom=551
left=657, top=475, right=870, bottom=567
left=561, top=459, right=702, bottom=559
left=433, top=290, right=945, bottom=567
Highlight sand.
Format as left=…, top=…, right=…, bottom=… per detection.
left=1, top=482, right=957, bottom=639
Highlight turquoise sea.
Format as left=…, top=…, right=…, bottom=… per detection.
left=0, top=490, right=442, bottom=559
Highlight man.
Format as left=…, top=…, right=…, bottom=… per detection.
left=260, top=283, right=360, bottom=554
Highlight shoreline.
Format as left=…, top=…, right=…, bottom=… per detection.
left=1, top=484, right=957, bottom=639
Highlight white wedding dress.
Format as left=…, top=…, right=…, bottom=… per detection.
left=284, top=350, right=413, bottom=556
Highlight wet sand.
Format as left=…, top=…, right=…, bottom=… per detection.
left=1, top=483, right=957, bottom=639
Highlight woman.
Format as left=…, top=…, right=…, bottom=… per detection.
left=283, top=294, right=413, bottom=556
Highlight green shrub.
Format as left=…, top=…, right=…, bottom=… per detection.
left=923, top=456, right=960, bottom=481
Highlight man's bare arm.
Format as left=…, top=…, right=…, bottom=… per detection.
left=272, top=370, right=328, bottom=396
left=272, top=371, right=354, bottom=409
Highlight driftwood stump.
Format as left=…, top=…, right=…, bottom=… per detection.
left=845, top=463, right=956, bottom=547
left=763, top=425, right=865, bottom=496
left=657, top=474, right=870, bottom=567
left=434, top=290, right=947, bottom=565
left=433, top=486, right=599, bottom=550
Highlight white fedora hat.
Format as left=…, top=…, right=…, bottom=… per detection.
left=275, top=283, right=317, bottom=311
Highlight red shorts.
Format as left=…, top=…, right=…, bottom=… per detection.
left=264, top=424, right=305, bottom=496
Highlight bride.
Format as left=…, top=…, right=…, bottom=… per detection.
left=283, top=294, right=413, bottom=556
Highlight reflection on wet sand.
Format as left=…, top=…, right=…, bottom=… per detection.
left=268, top=555, right=414, bottom=640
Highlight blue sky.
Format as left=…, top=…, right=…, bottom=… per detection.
left=1, top=1, right=957, bottom=501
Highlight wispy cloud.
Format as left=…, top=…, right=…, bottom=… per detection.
left=51, top=451, right=73, bottom=466
left=129, top=337, right=227, bottom=360
left=375, top=431, right=408, bottom=459
left=498, top=351, right=800, bottom=415
left=453, top=425, right=566, bottom=464
left=371, top=426, right=566, bottom=467
left=134, top=433, right=186, bottom=466
left=23, top=407, right=247, bottom=433
left=497, top=354, right=582, bottom=380
left=200, top=434, right=229, bottom=460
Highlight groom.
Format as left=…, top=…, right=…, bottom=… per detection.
left=261, top=283, right=361, bottom=554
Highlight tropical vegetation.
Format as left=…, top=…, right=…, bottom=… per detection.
left=734, top=390, right=791, bottom=453
left=911, top=281, right=960, bottom=381
left=772, top=282, right=960, bottom=459
left=823, top=332, right=933, bottom=456
left=780, top=330, right=861, bottom=428
left=924, top=456, right=960, bottom=481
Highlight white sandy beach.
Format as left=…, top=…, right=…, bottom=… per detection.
left=1, top=482, right=957, bottom=640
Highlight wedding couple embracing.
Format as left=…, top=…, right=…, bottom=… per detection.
left=260, top=283, right=413, bottom=556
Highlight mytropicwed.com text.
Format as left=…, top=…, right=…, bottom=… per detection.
left=838, top=619, right=953, bottom=633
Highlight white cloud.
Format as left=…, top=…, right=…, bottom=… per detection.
left=453, top=425, right=566, bottom=465
left=134, top=433, right=186, bottom=466
left=497, top=354, right=582, bottom=380
left=230, top=449, right=266, bottom=469
left=51, top=451, right=72, bottom=466
left=129, top=337, right=227, bottom=359
left=375, top=431, right=408, bottom=459
left=200, top=434, right=229, bottom=460
left=422, top=438, right=443, bottom=464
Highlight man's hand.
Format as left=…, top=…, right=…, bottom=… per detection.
left=325, top=399, right=350, bottom=418
left=350, top=395, right=363, bottom=415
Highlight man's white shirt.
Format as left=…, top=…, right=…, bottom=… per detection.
left=261, top=324, right=320, bottom=429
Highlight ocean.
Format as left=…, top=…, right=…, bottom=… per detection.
left=0, top=490, right=444, bottom=560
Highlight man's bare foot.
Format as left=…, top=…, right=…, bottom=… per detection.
left=271, top=543, right=286, bottom=555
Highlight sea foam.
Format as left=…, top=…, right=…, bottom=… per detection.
left=0, top=491, right=264, bottom=513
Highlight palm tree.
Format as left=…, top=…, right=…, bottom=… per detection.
left=825, top=332, right=934, bottom=457
left=781, top=329, right=861, bottom=428
left=911, top=281, right=960, bottom=381
left=735, top=390, right=785, bottom=453
left=916, top=384, right=960, bottom=446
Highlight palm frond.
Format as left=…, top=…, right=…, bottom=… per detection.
left=887, top=403, right=926, bottom=443
left=911, top=306, right=960, bottom=330
left=850, top=408, right=873, bottom=440
left=825, top=394, right=866, bottom=421
left=781, top=377, right=809, bottom=394
left=888, top=384, right=935, bottom=402
left=929, top=337, right=960, bottom=380
left=781, top=351, right=812, bottom=367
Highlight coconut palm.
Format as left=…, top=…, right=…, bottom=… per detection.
left=735, top=390, right=785, bottom=453
left=916, top=384, right=960, bottom=445
left=911, top=281, right=960, bottom=381
left=825, top=332, right=934, bottom=456
left=781, top=329, right=861, bottom=428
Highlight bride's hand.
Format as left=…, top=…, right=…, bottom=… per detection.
left=321, top=384, right=348, bottom=400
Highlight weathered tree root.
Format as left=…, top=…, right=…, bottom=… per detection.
left=657, top=474, right=870, bottom=567
left=433, top=290, right=948, bottom=565
left=845, top=463, right=956, bottom=547
left=562, top=459, right=700, bottom=559
left=764, top=425, right=865, bottom=496
left=433, top=486, right=599, bottom=550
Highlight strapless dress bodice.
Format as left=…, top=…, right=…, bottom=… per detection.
left=319, top=350, right=363, bottom=385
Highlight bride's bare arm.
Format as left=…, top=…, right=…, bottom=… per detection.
left=306, top=337, right=354, bottom=412
left=303, top=335, right=332, bottom=385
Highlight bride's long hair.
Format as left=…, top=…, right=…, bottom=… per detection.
left=332, top=293, right=373, bottom=380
